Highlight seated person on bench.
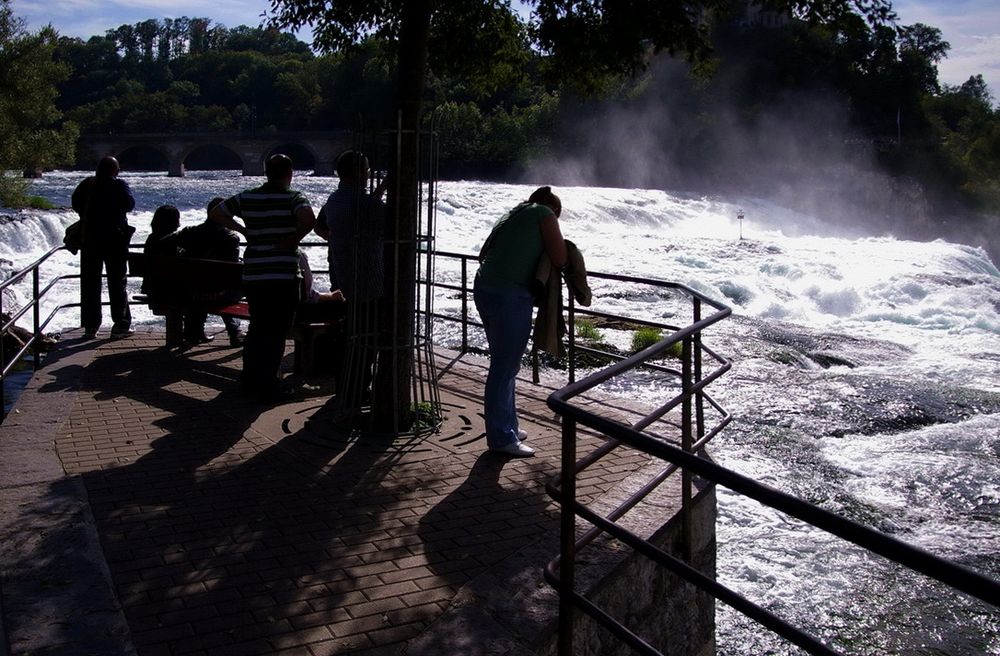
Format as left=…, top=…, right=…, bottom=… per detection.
left=174, top=197, right=245, bottom=346
left=141, top=205, right=181, bottom=300
left=296, top=249, right=345, bottom=324
left=294, top=250, right=346, bottom=376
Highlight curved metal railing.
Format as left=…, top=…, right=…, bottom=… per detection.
left=425, top=249, right=711, bottom=384
left=1, top=246, right=82, bottom=415
left=542, top=286, right=1000, bottom=654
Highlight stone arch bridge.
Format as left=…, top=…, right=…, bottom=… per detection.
left=78, top=132, right=355, bottom=177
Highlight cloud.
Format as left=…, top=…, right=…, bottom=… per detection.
left=11, top=0, right=275, bottom=38
left=938, top=34, right=1000, bottom=86
left=892, top=0, right=1000, bottom=93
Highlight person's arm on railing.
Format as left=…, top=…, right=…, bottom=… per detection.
left=540, top=214, right=567, bottom=270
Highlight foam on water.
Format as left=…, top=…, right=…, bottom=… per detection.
left=6, top=171, right=997, bottom=384
left=61, top=175, right=1000, bottom=364
left=819, top=413, right=1000, bottom=556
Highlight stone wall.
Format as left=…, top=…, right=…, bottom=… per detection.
left=537, top=484, right=716, bottom=656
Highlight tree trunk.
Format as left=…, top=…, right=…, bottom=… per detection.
left=372, top=0, right=432, bottom=432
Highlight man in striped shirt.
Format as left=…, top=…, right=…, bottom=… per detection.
left=210, top=154, right=316, bottom=403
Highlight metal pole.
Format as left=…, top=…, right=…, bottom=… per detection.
left=558, top=416, right=578, bottom=656
left=392, top=110, right=404, bottom=435
left=694, top=299, right=704, bottom=443
left=681, top=334, right=693, bottom=561
left=1, top=288, right=5, bottom=415
left=568, top=290, right=576, bottom=385
left=32, top=267, right=41, bottom=371
left=461, top=258, right=468, bottom=354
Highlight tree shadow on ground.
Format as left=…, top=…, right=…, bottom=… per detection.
left=62, top=344, right=467, bottom=654
left=21, top=335, right=574, bottom=654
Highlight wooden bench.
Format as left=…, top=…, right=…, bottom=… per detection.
left=127, top=253, right=341, bottom=375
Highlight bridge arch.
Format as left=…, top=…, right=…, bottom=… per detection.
left=116, top=145, right=171, bottom=173
left=262, top=142, right=319, bottom=174
left=76, top=132, right=352, bottom=178
left=181, top=143, right=244, bottom=172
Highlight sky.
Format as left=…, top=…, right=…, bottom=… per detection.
left=9, top=0, right=1000, bottom=96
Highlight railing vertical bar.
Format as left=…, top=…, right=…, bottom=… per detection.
left=1, top=287, right=5, bottom=414
left=694, top=298, right=704, bottom=444
left=460, top=258, right=469, bottom=353
left=568, top=290, right=576, bottom=385
left=681, top=333, right=693, bottom=561
left=558, top=415, right=578, bottom=656
left=32, top=267, right=41, bottom=371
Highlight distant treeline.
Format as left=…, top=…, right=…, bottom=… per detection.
left=53, top=14, right=999, bottom=216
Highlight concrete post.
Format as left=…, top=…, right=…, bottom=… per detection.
left=313, top=160, right=335, bottom=176
left=242, top=159, right=264, bottom=176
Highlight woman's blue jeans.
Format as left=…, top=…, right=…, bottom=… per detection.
left=474, top=279, right=534, bottom=448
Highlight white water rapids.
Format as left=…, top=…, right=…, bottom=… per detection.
left=2, top=170, right=998, bottom=654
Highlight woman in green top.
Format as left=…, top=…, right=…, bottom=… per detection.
left=474, top=186, right=567, bottom=457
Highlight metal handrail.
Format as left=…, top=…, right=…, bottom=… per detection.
left=420, top=251, right=747, bottom=653
left=5, top=243, right=691, bottom=420
left=544, top=291, right=1000, bottom=654
left=1, top=246, right=82, bottom=416
left=423, top=250, right=721, bottom=385
left=1, top=240, right=339, bottom=418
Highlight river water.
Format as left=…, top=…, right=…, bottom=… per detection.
left=2, top=170, right=998, bottom=654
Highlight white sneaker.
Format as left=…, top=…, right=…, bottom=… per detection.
left=110, top=325, right=134, bottom=339
left=517, top=429, right=528, bottom=442
left=490, top=441, right=535, bottom=458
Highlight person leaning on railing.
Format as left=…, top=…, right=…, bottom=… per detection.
left=474, top=185, right=567, bottom=458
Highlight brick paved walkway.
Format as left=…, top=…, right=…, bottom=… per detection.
left=1, top=328, right=657, bottom=655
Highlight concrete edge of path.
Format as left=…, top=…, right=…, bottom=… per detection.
left=0, top=333, right=136, bottom=656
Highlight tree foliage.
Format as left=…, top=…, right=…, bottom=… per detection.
left=265, top=0, right=898, bottom=93
left=0, top=0, right=77, bottom=205
left=44, top=4, right=1000, bottom=213
left=56, top=18, right=321, bottom=135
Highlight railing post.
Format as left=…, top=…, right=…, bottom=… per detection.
left=558, top=415, right=578, bottom=656
left=567, top=287, right=576, bottom=385
left=694, top=298, right=704, bottom=442
left=32, top=267, right=41, bottom=371
left=681, top=333, right=693, bottom=561
left=1, top=288, right=5, bottom=414
left=460, top=257, right=469, bottom=354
